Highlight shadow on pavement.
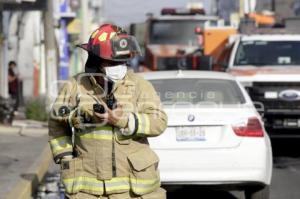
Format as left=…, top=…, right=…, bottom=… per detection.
left=165, top=185, right=239, bottom=199
left=21, top=173, right=40, bottom=198
left=271, top=136, right=300, bottom=171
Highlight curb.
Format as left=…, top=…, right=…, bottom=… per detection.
left=5, top=144, right=52, bottom=199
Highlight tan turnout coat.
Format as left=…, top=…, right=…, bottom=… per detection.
left=48, top=71, right=167, bottom=196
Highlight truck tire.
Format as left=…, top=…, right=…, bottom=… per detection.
left=245, top=185, right=269, bottom=199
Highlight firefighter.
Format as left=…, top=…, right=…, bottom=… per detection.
left=48, top=24, right=168, bottom=199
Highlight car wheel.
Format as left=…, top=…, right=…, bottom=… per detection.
left=245, top=185, right=270, bottom=199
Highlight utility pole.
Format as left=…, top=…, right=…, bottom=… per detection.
left=0, top=4, right=8, bottom=99
left=216, top=0, right=220, bottom=16
left=91, top=0, right=103, bottom=24
left=271, top=0, right=276, bottom=12
left=44, top=0, right=58, bottom=102
left=80, top=0, right=89, bottom=70
left=240, top=0, right=245, bottom=17
left=0, top=3, right=9, bottom=99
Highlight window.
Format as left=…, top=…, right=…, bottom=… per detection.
left=150, top=78, right=245, bottom=105
left=149, top=20, right=216, bottom=45
left=234, top=41, right=300, bottom=66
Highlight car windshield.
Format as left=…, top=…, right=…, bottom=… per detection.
left=150, top=78, right=245, bottom=105
left=234, top=41, right=300, bottom=66
left=149, top=20, right=213, bottom=45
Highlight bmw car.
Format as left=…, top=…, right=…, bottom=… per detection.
left=140, top=70, right=273, bottom=199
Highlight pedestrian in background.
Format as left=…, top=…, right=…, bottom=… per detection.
left=48, top=24, right=168, bottom=199
left=8, top=61, right=19, bottom=111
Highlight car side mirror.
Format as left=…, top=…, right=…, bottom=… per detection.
left=254, top=102, right=264, bottom=116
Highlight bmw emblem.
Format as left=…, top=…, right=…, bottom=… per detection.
left=188, top=114, right=195, bottom=122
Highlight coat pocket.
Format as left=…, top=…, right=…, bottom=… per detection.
left=60, top=157, right=83, bottom=194
left=127, top=147, right=161, bottom=196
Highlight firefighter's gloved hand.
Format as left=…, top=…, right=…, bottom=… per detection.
left=115, top=113, right=137, bottom=140
left=68, top=106, right=93, bottom=130
left=94, top=103, right=129, bottom=128
left=69, top=113, right=84, bottom=130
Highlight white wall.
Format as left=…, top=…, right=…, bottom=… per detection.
left=8, top=11, right=44, bottom=98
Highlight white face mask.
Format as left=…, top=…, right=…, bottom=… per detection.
left=104, top=65, right=127, bottom=82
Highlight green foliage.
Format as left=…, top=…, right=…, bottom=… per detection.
left=25, top=98, right=48, bottom=121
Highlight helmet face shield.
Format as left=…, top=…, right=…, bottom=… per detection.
left=110, top=35, right=142, bottom=61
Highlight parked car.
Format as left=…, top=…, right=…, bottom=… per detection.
left=140, top=70, right=273, bottom=199
left=227, top=34, right=300, bottom=136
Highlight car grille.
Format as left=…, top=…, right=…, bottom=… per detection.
left=247, top=82, right=300, bottom=111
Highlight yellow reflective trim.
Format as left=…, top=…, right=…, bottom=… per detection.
left=76, top=126, right=113, bottom=141
left=130, top=178, right=160, bottom=195
left=104, top=177, right=130, bottom=192
left=49, top=136, right=72, bottom=156
left=144, top=114, right=150, bottom=135
left=134, top=178, right=159, bottom=184
left=109, top=32, right=116, bottom=39
left=66, top=184, right=103, bottom=193
left=63, top=176, right=130, bottom=194
left=105, top=185, right=130, bottom=192
left=132, top=184, right=160, bottom=195
left=94, top=126, right=113, bottom=131
left=91, top=30, right=99, bottom=38
left=98, top=32, right=108, bottom=42
left=49, top=136, right=70, bottom=144
left=78, top=133, right=113, bottom=140
left=63, top=176, right=104, bottom=193
left=51, top=145, right=73, bottom=156
left=62, top=176, right=159, bottom=194
left=137, top=114, right=151, bottom=135
left=136, top=114, right=143, bottom=134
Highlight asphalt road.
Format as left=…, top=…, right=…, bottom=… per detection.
left=165, top=138, right=300, bottom=199
left=38, top=138, right=300, bottom=199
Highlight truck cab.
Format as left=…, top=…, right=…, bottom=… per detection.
left=227, top=33, right=300, bottom=136
left=144, top=8, right=219, bottom=71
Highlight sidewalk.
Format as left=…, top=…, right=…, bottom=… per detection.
left=0, top=119, right=52, bottom=199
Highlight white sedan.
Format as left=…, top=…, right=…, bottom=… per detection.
left=140, top=70, right=273, bottom=199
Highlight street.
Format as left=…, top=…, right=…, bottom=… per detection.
left=1, top=1, right=300, bottom=199
left=37, top=136, right=300, bottom=199
left=166, top=138, right=300, bottom=199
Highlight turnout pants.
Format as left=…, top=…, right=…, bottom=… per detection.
left=66, top=187, right=166, bottom=199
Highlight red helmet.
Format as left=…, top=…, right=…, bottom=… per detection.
left=78, top=24, right=141, bottom=62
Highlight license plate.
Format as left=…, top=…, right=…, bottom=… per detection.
left=176, top=127, right=206, bottom=141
